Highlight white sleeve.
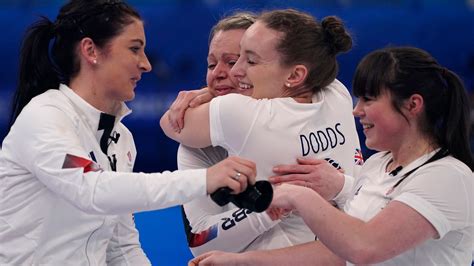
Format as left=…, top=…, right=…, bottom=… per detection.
left=332, top=174, right=355, bottom=208
left=178, top=145, right=280, bottom=255
left=177, top=144, right=227, bottom=169
left=331, top=147, right=364, bottom=209
left=393, top=161, right=472, bottom=238
left=209, top=94, right=261, bottom=154
left=9, top=105, right=207, bottom=215
left=183, top=197, right=279, bottom=255
left=106, top=214, right=151, bottom=266
left=333, top=163, right=364, bottom=209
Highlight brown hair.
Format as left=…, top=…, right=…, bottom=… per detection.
left=259, top=9, right=352, bottom=93
left=208, top=11, right=257, bottom=45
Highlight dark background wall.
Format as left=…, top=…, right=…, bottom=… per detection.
left=0, top=1, right=473, bottom=265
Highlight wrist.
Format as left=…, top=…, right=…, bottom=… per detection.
left=288, top=186, right=310, bottom=209
left=244, top=250, right=267, bottom=265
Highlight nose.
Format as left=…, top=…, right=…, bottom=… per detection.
left=140, top=53, right=152, bottom=73
left=230, top=56, right=245, bottom=79
left=352, top=99, right=363, bottom=117
left=213, top=62, right=228, bottom=80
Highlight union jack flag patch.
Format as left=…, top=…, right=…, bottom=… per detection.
left=62, top=153, right=102, bottom=173
left=354, top=148, right=364, bottom=166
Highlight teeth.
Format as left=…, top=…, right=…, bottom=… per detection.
left=363, top=124, right=374, bottom=129
left=239, top=83, right=252, bottom=90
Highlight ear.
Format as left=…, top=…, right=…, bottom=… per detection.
left=405, top=94, right=424, bottom=117
left=285, top=64, right=308, bottom=88
left=78, top=37, right=99, bottom=65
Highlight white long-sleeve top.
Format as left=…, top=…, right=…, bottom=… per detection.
left=182, top=80, right=362, bottom=256
left=0, top=84, right=207, bottom=265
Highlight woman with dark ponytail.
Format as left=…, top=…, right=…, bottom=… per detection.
left=0, top=1, right=257, bottom=264
left=189, top=47, right=473, bottom=265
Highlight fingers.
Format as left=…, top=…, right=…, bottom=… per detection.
left=280, top=180, right=311, bottom=188
left=206, top=156, right=257, bottom=194
left=272, top=163, right=314, bottom=175
left=188, top=251, right=214, bottom=266
left=296, top=157, right=327, bottom=165
left=268, top=173, right=307, bottom=184
left=227, top=170, right=248, bottom=194
left=167, top=112, right=183, bottom=133
left=228, top=156, right=256, bottom=185
left=265, top=207, right=291, bottom=221
left=168, top=89, right=205, bottom=132
left=189, top=91, right=214, bottom=107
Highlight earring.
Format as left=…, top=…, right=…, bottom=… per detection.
left=93, top=59, right=97, bottom=64
left=285, top=82, right=291, bottom=88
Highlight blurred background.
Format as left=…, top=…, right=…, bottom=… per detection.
left=0, top=0, right=473, bottom=265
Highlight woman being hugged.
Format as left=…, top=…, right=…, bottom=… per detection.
left=0, top=1, right=256, bottom=265
left=191, top=46, right=474, bottom=265
left=161, top=9, right=361, bottom=254
left=168, top=12, right=263, bottom=256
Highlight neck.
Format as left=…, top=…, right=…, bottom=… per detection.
left=389, top=136, right=438, bottom=171
left=292, top=94, right=313, bottom=103
left=284, top=87, right=313, bottom=103
left=69, top=76, right=121, bottom=115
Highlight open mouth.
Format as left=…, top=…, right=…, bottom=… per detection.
left=131, top=77, right=140, bottom=86
left=238, top=82, right=253, bottom=90
left=361, top=122, right=374, bottom=132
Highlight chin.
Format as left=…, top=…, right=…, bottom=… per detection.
left=123, top=92, right=135, bottom=102
left=242, top=89, right=253, bottom=96
left=365, top=140, right=384, bottom=152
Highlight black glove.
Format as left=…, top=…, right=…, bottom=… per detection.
left=210, top=180, right=273, bottom=213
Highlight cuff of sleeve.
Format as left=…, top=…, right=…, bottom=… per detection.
left=332, top=174, right=354, bottom=207
left=395, top=192, right=451, bottom=239
left=197, top=169, right=208, bottom=196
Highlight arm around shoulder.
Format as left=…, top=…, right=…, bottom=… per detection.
left=160, top=102, right=212, bottom=148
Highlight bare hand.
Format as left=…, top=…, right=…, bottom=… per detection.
left=269, top=157, right=344, bottom=201
left=269, top=183, right=305, bottom=211
left=188, top=250, right=244, bottom=266
left=206, top=156, right=256, bottom=195
left=265, top=206, right=291, bottom=221
left=168, top=87, right=214, bottom=132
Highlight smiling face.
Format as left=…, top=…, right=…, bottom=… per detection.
left=230, top=21, right=293, bottom=99
left=206, top=29, right=252, bottom=97
left=353, top=89, right=409, bottom=151
left=94, top=18, right=152, bottom=102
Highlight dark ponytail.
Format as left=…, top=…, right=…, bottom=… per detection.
left=9, top=0, right=141, bottom=128
left=10, top=17, right=59, bottom=128
left=440, top=69, right=473, bottom=170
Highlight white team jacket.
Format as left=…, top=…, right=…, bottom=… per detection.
left=0, top=84, right=207, bottom=265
